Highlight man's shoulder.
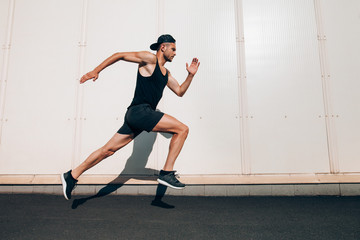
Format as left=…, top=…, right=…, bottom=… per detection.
left=138, top=51, right=157, bottom=64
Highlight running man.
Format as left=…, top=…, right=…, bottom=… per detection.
left=61, top=34, right=200, bottom=200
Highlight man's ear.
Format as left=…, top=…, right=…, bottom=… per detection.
left=160, top=43, right=169, bottom=52
left=160, top=44, right=165, bottom=52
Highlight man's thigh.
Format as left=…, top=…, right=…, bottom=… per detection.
left=103, top=133, right=134, bottom=151
left=152, top=114, right=187, bottom=134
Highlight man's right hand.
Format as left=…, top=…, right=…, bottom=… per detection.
left=80, top=70, right=99, bottom=84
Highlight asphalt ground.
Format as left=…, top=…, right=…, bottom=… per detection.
left=0, top=194, right=359, bottom=240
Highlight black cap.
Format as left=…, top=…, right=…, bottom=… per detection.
left=150, top=34, right=176, bottom=51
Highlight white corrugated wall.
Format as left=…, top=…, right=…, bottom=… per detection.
left=0, top=0, right=359, bottom=179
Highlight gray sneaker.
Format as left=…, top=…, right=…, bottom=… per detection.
left=157, top=170, right=185, bottom=190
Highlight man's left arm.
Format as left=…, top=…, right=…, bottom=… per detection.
left=167, top=58, right=200, bottom=97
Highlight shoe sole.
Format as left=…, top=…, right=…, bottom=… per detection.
left=60, top=173, right=69, bottom=200
left=157, top=179, right=185, bottom=190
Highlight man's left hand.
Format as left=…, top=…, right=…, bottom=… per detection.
left=186, top=58, right=200, bottom=76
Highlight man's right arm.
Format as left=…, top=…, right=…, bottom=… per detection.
left=80, top=51, right=155, bottom=84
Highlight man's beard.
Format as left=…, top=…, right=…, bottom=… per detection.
left=165, top=55, right=174, bottom=62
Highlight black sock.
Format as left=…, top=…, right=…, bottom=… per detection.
left=160, top=170, right=173, bottom=174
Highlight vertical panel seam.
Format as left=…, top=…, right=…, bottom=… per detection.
left=155, top=0, right=165, bottom=172
left=72, top=0, right=89, bottom=169
left=313, top=0, right=339, bottom=173
left=234, top=0, right=251, bottom=175
left=0, top=0, right=15, bottom=145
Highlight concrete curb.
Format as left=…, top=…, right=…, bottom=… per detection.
left=1, top=183, right=359, bottom=196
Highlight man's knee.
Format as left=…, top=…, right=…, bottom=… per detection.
left=100, top=147, right=116, bottom=158
left=179, top=124, right=189, bottom=137
left=100, top=134, right=133, bottom=158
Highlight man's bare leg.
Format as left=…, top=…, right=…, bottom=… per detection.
left=152, top=114, right=188, bottom=189
left=61, top=133, right=134, bottom=200
left=71, top=133, right=134, bottom=179
left=152, top=114, right=189, bottom=171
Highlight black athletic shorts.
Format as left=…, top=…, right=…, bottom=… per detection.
left=117, top=104, right=164, bottom=137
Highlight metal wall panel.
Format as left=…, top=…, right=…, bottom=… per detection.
left=80, top=0, right=158, bottom=175
left=0, top=0, right=12, bottom=172
left=0, top=0, right=9, bottom=81
left=320, top=0, right=360, bottom=172
left=242, top=0, right=330, bottom=173
left=159, top=0, right=241, bottom=174
left=0, top=0, right=359, bottom=178
left=0, top=0, right=82, bottom=173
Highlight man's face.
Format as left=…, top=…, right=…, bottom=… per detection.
left=161, top=43, right=176, bottom=62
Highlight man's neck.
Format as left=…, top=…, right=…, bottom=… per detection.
left=156, top=52, right=167, bottom=66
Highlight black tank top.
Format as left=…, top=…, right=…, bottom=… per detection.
left=128, top=59, right=168, bottom=110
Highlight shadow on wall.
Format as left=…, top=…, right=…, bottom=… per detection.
left=72, top=131, right=175, bottom=209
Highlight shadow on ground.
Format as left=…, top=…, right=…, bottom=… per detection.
left=72, top=131, right=175, bottom=209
